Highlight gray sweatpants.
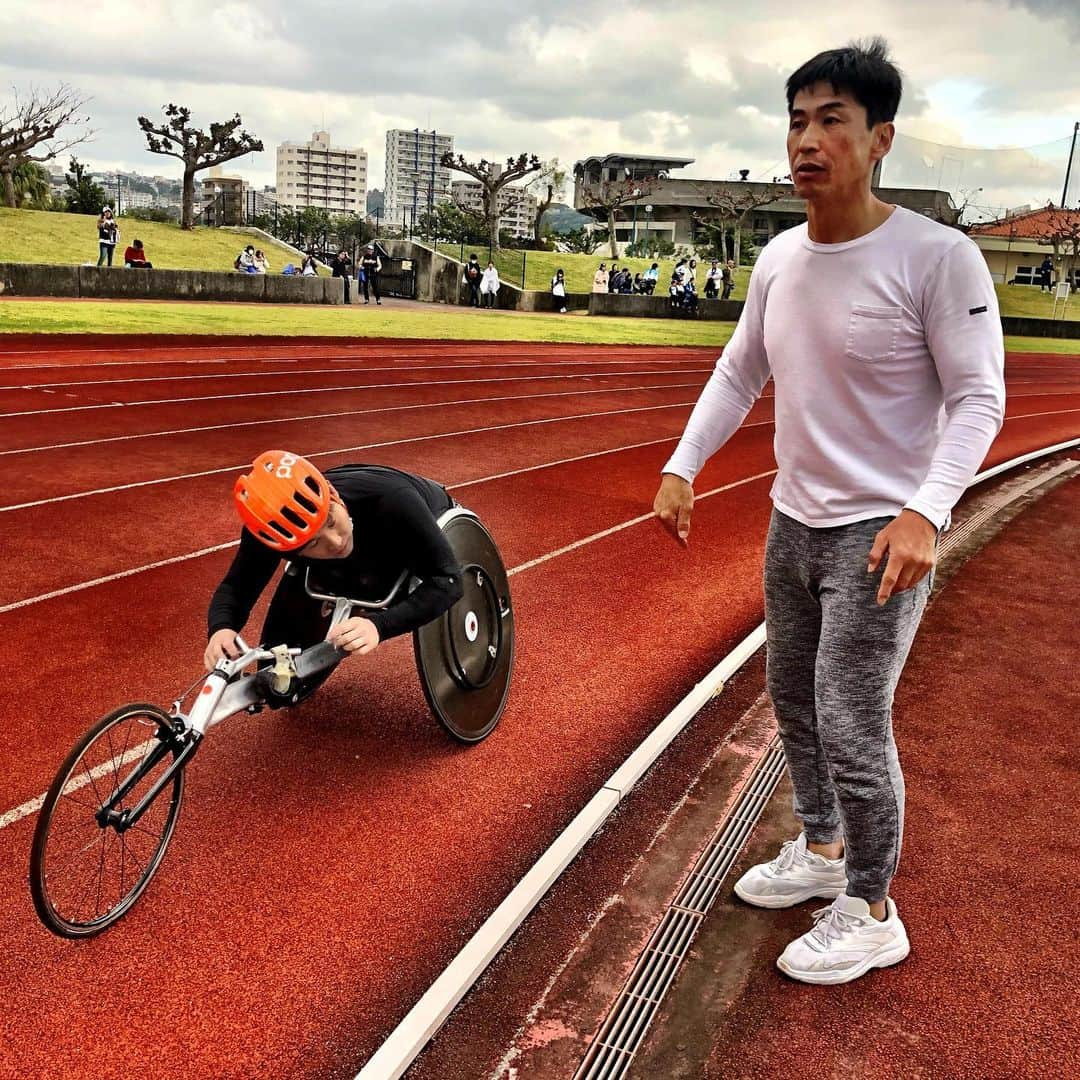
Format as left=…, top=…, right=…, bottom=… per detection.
left=764, top=508, right=931, bottom=903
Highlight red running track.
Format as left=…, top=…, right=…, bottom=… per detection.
left=0, top=338, right=1077, bottom=1078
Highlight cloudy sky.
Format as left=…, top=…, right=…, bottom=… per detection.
left=2, top=0, right=1078, bottom=215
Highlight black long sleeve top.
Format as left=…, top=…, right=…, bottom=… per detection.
left=207, top=464, right=462, bottom=642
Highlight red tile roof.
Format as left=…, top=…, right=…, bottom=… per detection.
left=970, top=205, right=1080, bottom=238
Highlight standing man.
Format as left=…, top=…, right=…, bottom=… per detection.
left=464, top=253, right=483, bottom=307
left=331, top=248, right=352, bottom=304
left=1039, top=253, right=1054, bottom=292
left=721, top=258, right=736, bottom=300
left=360, top=244, right=382, bottom=305
left=653, top=39, right=1005, bottom=985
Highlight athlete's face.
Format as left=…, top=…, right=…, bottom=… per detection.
left=300, top=500, right=354, bottom=559
left=787, top=83, right=893, bottom=203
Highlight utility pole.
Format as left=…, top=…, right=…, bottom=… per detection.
left=1062, top=121, right=1079, bottom=208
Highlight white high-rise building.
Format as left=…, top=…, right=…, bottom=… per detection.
left=276, top=131, right=367, bottom=214
left=450, top=180, right=538, bottom=239
left=384, top=129, right=454, bottom=226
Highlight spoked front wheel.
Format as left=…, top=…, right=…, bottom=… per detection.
left=30, top=703, right=188, bottom=938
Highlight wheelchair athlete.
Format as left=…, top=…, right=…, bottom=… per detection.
left=204, top=451, right=464, bottom=670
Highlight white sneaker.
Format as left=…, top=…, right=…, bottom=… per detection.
left=734, top=833, right=847, bottom=908
left=777, top=894, right=910, bottom=985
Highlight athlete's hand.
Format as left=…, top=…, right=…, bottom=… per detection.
left=205, top=628, right=242, bottom=670
left=654, top=473, right=694, bottom=545
left=867, top=510, right=937, bottom=605
left=327, top=616, right=381, bottom=656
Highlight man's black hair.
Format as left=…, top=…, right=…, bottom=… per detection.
left=786, top=37, right=902, bottom=128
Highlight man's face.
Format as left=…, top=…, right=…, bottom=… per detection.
left=787, top=83, right=893, bottom=202
left=300, top=500, right=354, bottom=559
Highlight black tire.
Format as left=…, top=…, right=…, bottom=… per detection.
left=30, top=703, right=185, bottom=938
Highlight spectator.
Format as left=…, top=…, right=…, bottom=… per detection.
left=682, top=277, right=700, bottom=316
left=463, top=253, right=483, bottom=307
left=672, top=258, right=688, bottom=288
left=301, top=252, right=318, bottom=276
left=235, top=245, right=257, bottom=273
left=1039, top=254, right=1053, bottom=292
left=721, top=259, right=736, bottom=300
left=592, top=262, right=609, bottom=293
left=642, top=262, right=659, bottom=295
left=686, top=258, right=698, bottom=288
left=331, top=248, right=352, bottom=303
left=551, top=267, right=568, bottom=313
left=96, top=208, right=119, bottom=267
left=253, top=249, right=270, bottom=274
left=360, top=244, right=382, bottom=304
left=633, top=272, right=646, bottom=294
left=479, top=260, right=501, bottom=308
left=704, top=259, right=722, bottom=298
left=618, top=268, right=634, bottom=293
left=123, top=238, right=152, bottom=269
left=608, top=261, right=620, bottom=292
left=668, top=267, right=684, bottom=310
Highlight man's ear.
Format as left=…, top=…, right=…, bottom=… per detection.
left=872, top=121, right=895, bottom=163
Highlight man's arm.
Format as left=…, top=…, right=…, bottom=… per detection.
left=363, top=489, right=464, bottom=642
left=908, top=239, right=1006, bottom=529
left=207, top=530, right=280, bottom=638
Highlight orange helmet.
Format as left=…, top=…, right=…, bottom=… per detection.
left=233, top=451, right=337, bottom=551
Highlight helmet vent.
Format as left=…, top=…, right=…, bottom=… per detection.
left=280, top=506, right=306, bottom=530
left=293, top=491, right=317, bottom=515
left=303, top=475, right=321, bottom=496
left=269, top=521, right=293, bottom=539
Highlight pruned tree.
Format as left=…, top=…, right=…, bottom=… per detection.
left=440, top=151, right=542, bottom=252
left=691, top=183, right=785, bottom=265
left=528, top=158, right=567, bottom=246
left=0, top=84, right=92, bottom=208
left=1032, top=202, right=1080, bottom=289
left=575, top=173, right=658, bottom=259
left=137, top=104, right=263, bottom=229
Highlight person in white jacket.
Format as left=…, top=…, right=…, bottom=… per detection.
left=653, top=38, right=1005, bottom=987
left=479, top=261, right=500, bottom=309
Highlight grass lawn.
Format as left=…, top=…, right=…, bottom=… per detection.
left=1004, top=335, right=1080, bottom=355
left=0, top=207, right=314, bottom=274
left=0, top=298, right=736, bottom=348
left=995, top=283, right=1080, bottom=321
left=433, top=243, right=749, bottom=300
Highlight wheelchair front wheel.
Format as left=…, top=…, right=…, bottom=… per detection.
left=30, top=703, right=186, bottom=938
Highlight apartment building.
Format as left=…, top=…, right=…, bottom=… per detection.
left=450, top=179, right=538, bottom=239
left=276, top=131, right=367, bottom=214
left=384, top=128, right=454, bottom=225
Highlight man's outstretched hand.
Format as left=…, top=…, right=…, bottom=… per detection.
left=654, top=473, right=695, bottom=545
left=868, top=509, right=937, bottom=605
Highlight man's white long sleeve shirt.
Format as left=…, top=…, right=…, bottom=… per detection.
left=663, top=207, right=1006, bottom=530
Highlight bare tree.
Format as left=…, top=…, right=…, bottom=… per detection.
left=138, top=104, right=263, bottom=229
left=576, top=174, right=658, bottom=259
left=1032, top=202, right=1080, bottom=289
left=0, top=84, right=92, bottom=208
left=691, top=182, right=785, bottom=266
left=527, top=158, right=567, bottom=245
left=440, top=151, right=542, bottom=252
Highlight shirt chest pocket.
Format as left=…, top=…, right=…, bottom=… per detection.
left=845, top=305, right=902, bottom=363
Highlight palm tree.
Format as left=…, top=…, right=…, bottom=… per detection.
left=12, top=160, right=51, bottom=208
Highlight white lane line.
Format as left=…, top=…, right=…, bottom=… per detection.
left=1008, top=406, right=1080, bottom=420
left=0, top=381, right=708, bottom=457
left=506, top=471, right=777, bottom=577
left=0, top=369, right=712, bottom=418
left=0, top=400, right=710, bottom=512
left=354, top=440, right=1080, bottom=1080
left=0, top=357, right=717, bottom=391
left=0, top=740, right=157, bottom=831
left=0, top=542, right=238, bottom=615
left=0, top=468, right=776, bottom=830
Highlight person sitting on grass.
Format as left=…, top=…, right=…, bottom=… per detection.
left=234, top=245, right=257, bottom=273
left=203, top=452, right=463, bottom=674
left=642, top=262, right=659, bottom=295
left=253, top=249, right=270, bottom=274
left=301, top=252, right=319, bottom=277
left=592, top=262, right=608, bottom=293
left=123, top=239, right=152, bottom=269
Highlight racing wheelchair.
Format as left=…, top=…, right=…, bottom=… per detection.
left=29, top=507, right=513, bottom=938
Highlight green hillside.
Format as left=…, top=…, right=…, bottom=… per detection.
left=0, top=207, right=311, bottom=273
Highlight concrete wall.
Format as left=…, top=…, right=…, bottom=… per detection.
left=588, top=293, right=746, bottom=321
left=0, top=263, right=343, bottom=304
left=1000, top=315, right=1080, bottom=339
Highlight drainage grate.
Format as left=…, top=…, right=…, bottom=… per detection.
left=575, top=735, right=786, bottom=1080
